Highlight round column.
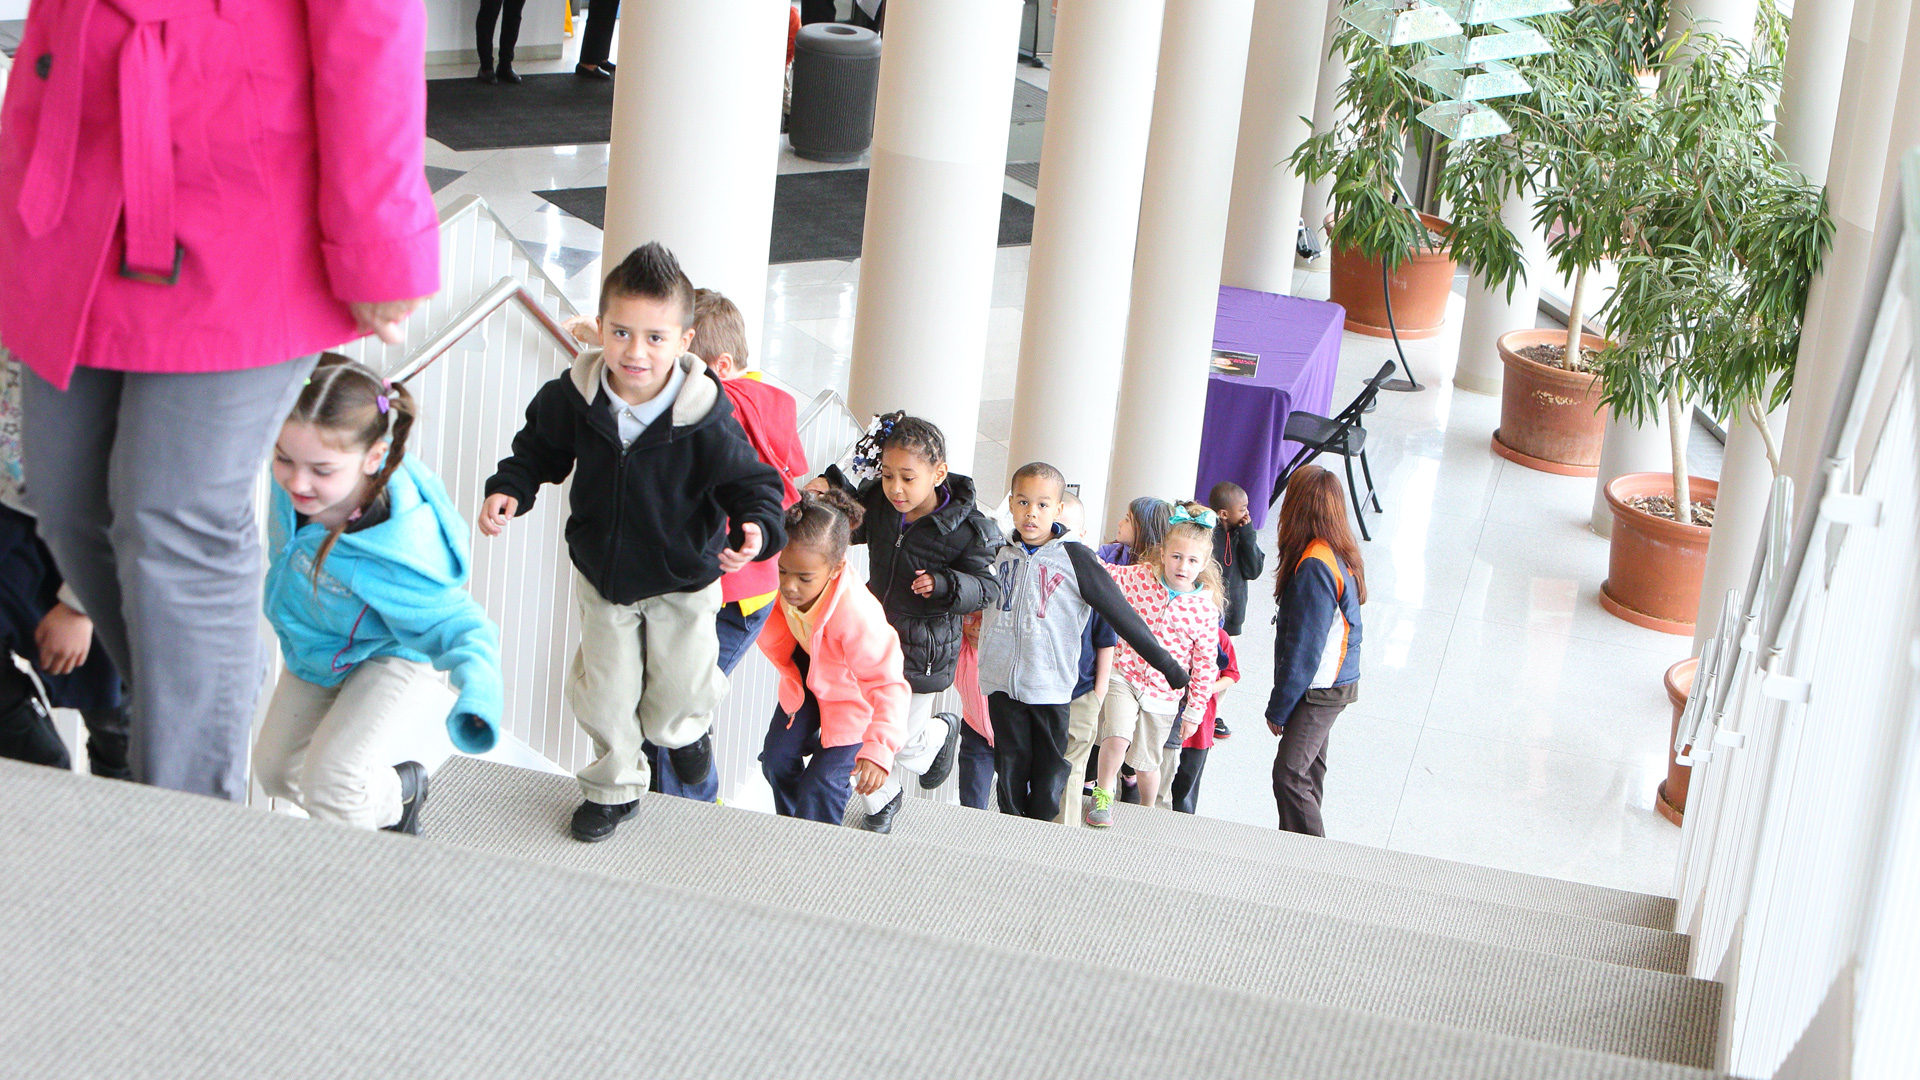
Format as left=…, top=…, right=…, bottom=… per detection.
left=1454, top=190, right=1547, bottom=396
left=1298, top=7, right=1349, bottom=257
left=1777, top=0, right=1913, bottom=499
left=1219, top=0, right=1336, bottom=294
left=1103, top=0, right=1259, bottom=531
left=1006, top=0, right=1167, bottom=526
left=602, top=0, right=790, bottom=361
left=1590, top=410, right=1672, bottom=538
left=1665, top=0, right=1759, bottom=48
left=846, top=0, right=1026, bottom=477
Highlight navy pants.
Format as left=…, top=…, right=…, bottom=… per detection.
left=957, top=722, right=995, bottom=810
left=646, top=602, right=772, bottom=803
left=760, top=648, right=858, bottom=824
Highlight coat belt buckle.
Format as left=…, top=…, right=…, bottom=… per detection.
left=119, top=243, right=185, bottom=286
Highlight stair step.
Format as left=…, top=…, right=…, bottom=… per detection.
left=426, top=759, right=1719, bottom=1068
left=0, top=759, right=1721, bottom=1080
left=1089, top=797, right=1678, bottom=930
left=883, top=791, right=1689, bottom=974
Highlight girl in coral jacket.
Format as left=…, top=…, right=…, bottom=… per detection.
left=1087, top=501, right=1224, bottom=827
left=758, top=489, right=912, bottom=831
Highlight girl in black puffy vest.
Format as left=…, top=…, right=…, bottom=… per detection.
left=811, top=413, right=1002, bottom=812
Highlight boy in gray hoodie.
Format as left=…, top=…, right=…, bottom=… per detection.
left=976, top=462, right=1188, bottom=822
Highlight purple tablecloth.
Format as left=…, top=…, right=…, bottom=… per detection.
left=1194, top=287, right=1344, bottom=529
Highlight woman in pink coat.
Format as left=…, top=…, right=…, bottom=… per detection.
left=0, top=0, right=439, bottom=800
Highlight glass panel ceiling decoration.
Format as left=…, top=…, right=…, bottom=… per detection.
left=1340, top=0, right=1571, bottom=141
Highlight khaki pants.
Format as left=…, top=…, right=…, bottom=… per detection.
left=570, top=572, right=727, bottom=804
left=1052, top=690, right=1105, bottom=825
left=1155, top=743, right=1182, bottom=809
left=254, top=656, right=436, bottom=830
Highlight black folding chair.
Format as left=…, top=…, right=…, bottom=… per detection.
left=1269, top=360, right=1393, bottom=541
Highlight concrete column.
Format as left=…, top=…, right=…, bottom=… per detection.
left=1219, top=0, right=1334, bottom=293
left=602, top=0, right=789, bottom=360
left=1455, top=190, right=1547, bottom=396
left=1686, top=0, right=1857, bottom=650
left=1298, top=7, right=1349, bottom=257
left=1104, top=0, right=1258, bottom=531
left=1665, top=0, right=1759, bottom=48
left=1777, top=0, right=1914, bottom=500
left=845, top=0, right=1026, bottom=476
left=1006, top=0, right=1166, bottom=526
left=1590, top=409, right=1673, bottom=537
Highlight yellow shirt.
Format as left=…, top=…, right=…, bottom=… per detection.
left=780, top=593, right=822, bottom=654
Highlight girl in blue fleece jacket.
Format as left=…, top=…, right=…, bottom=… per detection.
left=254, top=356, right=503, bottom=834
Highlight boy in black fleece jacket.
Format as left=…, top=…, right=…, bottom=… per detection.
left=482, top=244, right=785, bottom=843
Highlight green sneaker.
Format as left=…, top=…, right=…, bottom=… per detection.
left=1084, top=785, right=1114, bottom=828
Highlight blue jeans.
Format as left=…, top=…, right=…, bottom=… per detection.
left=957, top=722, right=995, bottom=810
left=645, top=602, right=772, bottom=802
left=759, top=648, right=858, bottom=824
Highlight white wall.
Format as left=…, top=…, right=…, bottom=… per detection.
left=425, top=0, right=568, bottom=63
left=0, top=0, right=29, bottom=22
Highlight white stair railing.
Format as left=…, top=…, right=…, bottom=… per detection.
left=1673, top=153, right=1920, bottom=1080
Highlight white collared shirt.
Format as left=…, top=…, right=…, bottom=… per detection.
left=602, top=358, right=687, bottom=448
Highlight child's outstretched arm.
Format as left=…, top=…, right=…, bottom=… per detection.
left=367, top=574, right=505, bottom=755
left=482, top=380, right=579, bottom=535
left=1064, top=545, right=1189, bottom=691
left=708, top=421, right=789, bottom=565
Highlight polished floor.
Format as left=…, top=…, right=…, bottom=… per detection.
left=419, top=38, right=1692, bottom=898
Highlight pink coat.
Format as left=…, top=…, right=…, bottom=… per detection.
left=758, top=570, right=911, bottom=773
left=0, top=0, right=440, bottom=389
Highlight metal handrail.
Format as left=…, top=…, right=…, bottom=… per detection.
left=436, top=194, right=580, bottom=320
left=388, top=276, right=580, bottom=384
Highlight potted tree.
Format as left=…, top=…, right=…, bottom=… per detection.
left=1292, top=24, right=1457, bottom=340
left=1594, top=34, right=1829, bottom=634
left=1440, top=1, right=1660, bottom=474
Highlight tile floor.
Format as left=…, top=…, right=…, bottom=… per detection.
left=423, top=31, right=1695, bottom=897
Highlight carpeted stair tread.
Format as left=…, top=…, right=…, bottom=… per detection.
left=0, top=760, right=1722, bottom=1080
left=423, top=759, right=1718, bottom=1067
left=1091, top=798, right=1678, bottom=930
left=879, top=791, right=1688, bottom=974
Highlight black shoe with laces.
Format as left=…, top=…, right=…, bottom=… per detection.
left=667, top=732, right=713, bottom=786
left=918, top=713, right=963, bottom=789
left=571, top=799, right=638, bottom=842
left=855, top=789, right=904, bottom=834
left=383, top=761, right=430, bottom=836
left=1214, top=718, right=1232, bottom=740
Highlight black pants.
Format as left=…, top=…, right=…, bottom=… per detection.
left=799, top=0, right=838, bottom=24
left=476, top=0, right=527, bottom=68
left=1272, top=682, right=1358, bottom=836
left=988, top=693, right=1070, bottom=821
left=1170, top=746, right=1208, bottom=814
left=578, top=0, right=619, bottom=68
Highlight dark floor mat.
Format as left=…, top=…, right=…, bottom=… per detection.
left=536, top=169, right=1035, bottom=264
left=427, top=73, right=616, bottom=151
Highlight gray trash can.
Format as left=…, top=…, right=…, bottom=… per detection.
left=788, top=23, right=883, bottom=164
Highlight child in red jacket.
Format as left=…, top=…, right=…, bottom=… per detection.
left=757, top=490, right=911, bottom=830
left=1170, top=629, right=1239, bottom=814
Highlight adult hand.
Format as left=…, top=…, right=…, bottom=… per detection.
left=562, top=314, right=603, bottom=347
left=1267, top=720, right=1285, bottom=737
left=35, top=603, right=93, bottom=676
left=911, top=570, right=936, bottom=597
left=350, top=299, right=426, bottom=345
left=852, top=759, right=889, bottom=796
left=479, top=493, right=518, bottom=537
left=718, top=522, right=763, bottom=573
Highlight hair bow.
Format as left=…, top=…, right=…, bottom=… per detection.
left=1169, top=505, right=1218, bottom=529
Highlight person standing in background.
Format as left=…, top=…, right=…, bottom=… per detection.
left=0, top=0, right=438, bottom=801
left=576, top=0, right=618, bottom=80
left=477, top=0, right=529, bottom=83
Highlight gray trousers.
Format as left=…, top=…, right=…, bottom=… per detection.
left=24, top=357, right=318, bottom=800
left=1272, top=681, right=1359, bottom=837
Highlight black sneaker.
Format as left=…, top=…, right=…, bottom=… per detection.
left=1214, top=718, right=1232, bottom=740
left=667, top=732, right=713, bottom=786
left=0, top=691, right=67, bottom=770
left=383, top=761, right=429, bottom=836
left=918, top=713, right=963, bottom=789
left=855, top=789, right=904, bottom=834
left=571, top=799, right=638, bottom=842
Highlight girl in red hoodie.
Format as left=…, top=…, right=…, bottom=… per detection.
left=758, top=490, right=912, bottom=830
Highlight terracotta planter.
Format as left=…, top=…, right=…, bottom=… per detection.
left=1600, top=473, right=1719, bottom=636
left=1491, top=329, right=1610, bottom=476
left=1328, top=212, right=1458, bottom=340
left=1659, top=657, right=1697, bottom=826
